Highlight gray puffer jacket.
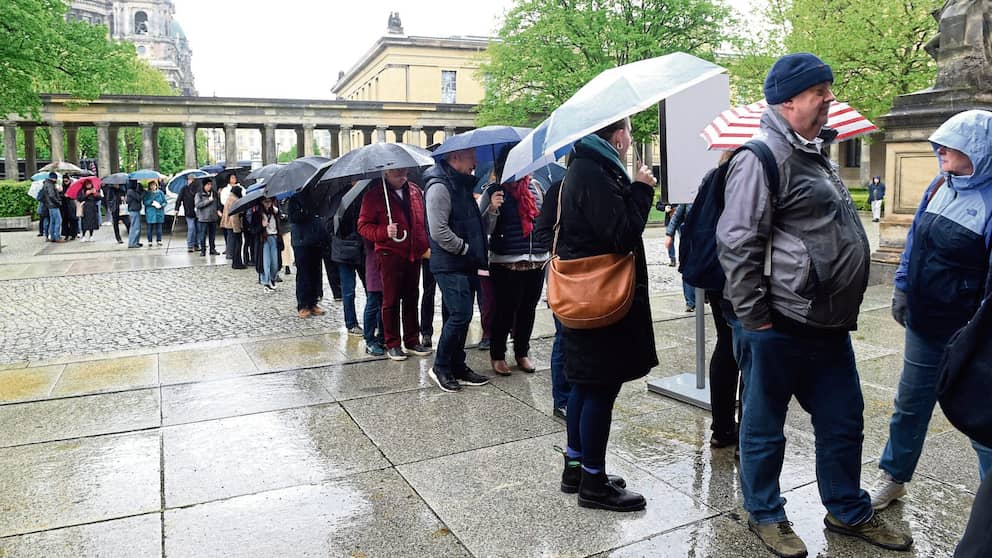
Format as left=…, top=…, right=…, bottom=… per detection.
left=716, top=108, right=870, bottom=331
left=194, top=191, right=221, bottom=223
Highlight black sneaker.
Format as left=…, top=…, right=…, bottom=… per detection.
left=386, top=347, right=408, bottom=361
left=477, top=338, right=491, bottom=351
left=454, top=366, right=490, bottom=386
left=553, top=406, right=567, bottom=420
left=429, top=367, right=462, bottom=392
left=421, top=335, right=432, bottom=348
left=406, top=344, right=433, bottom=356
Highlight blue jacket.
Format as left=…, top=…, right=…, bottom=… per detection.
left=143, top=190, right=167, bottom=224
left=895, top=109, right=992, bottom=342
left=665, top=203, right=692, bottom=236
left=867, top=178, right=886, bottom=202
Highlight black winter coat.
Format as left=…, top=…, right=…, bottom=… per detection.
left=556, top=141, right=657, bottom=385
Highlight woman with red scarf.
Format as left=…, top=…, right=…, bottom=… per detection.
left=479, top=145, right=549, bottom=376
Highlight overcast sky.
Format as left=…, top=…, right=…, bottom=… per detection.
left=174, top=0, right=754, bottom=100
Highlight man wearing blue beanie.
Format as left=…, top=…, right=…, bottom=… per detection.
left=715, top=53, right=913, bottom=557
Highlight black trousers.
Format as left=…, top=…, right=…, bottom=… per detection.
left=489, top=265, right=545, bottom=361
left=956, top=472, right=992, bottom=557
left=420, top=259, right=437, bottom=340
left=294, top=244, right=323, bottom=310
left=321, top=250, right=342, bottom=300
left=110, top=213, right=130, bottom=242
left=230, top=231, right=244, bottom=268
left=707, top=290, right=742, bottom=437
left=243, top=230, right=255, bottom=264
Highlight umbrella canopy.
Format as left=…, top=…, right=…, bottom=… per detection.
left=130, top=169, right=165, bottom=180
left=263, top=156, right=331, bottom=200
left=65, top=176, right=102, bottom=200
left=28, top=181, right=44, bottom=200
left=321, top=143, right=434, bottom=182
left=228, top=188, right=267, bottom=215
left=100, top=172, right=130, bottom=185
left=167, top=169, right=209, bottom=193
left=244, top=163, right=283, bottom=187
left=39, top=161, right=90, bottom=175
left=200, top=163, right=225, bottom=174
left=503, top=52, right=725, bottom=181
left=700, top=99, right=879, bottom=150
left=433, top=126, right=532, bottom=164
left=31, top=171, right=55, bottom=182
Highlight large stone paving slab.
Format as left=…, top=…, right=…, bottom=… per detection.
left=240, top=334, right=349, bottom=371
left=399, top=433, right=715, bottom=558
left=0, top=365, right=64, bottom=403
left=158, top=344, right=258, bottom=385
left=0, top=431, right=161, bottom=537
left=161, top=369, right=333, bottom=425
left=342, top=384, right=563, bottom=465
left=50, top=354, right=159, bottom=397
left=0, top=513, right=162, bottom=558
left=596, top=515, right=770, bottom=557
left=315, top=358, right=434, bottom=401
left=0, top=388, right=160, bottom=448
left=163, top=403, right=388, bottom=507
left=164, top=469, right=471, bottom=558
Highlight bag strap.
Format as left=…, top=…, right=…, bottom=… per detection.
left=332, top=181, right=367, bottom=237
left=551, top=176, right=566, bottom=258
left=734, top=140, right=779, bottom=276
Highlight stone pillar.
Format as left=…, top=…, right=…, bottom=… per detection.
left=302, top=124, right=315, bottom=157
left=65, top=126, right=79, bottom=164
left=3, top=122, right=18, bottom=180
left=390, top=127, right=409, bottom=144
left=140, top=122, right=155, bottom=169
left=108, top=127, right=120, bottom=172
left=357, top=127, right=371, bottom=146
left=340, top=125, right=353, bottom=154
left=375, top=126, right=387, bottom=144
left=423, top=128, right=440, bottom=147
left=95, top=122, right=111, bottom=179
left=183, top=122, right=197, bottom=169
left=295, top=128, right=305, bottom=158
left=152, top=126, right=160, bottom=169
left=328, top=127, right=341, bottom=158
left=224, top=124, right=238, bottom=167
left=23, top=125, right=37, bottom=176
left=262, top=125, right=276, bottom=165
left=443, top=127, right=456, bottom=140
left=408, top=126, right=423, bottom=147
left=49, top=123, right=65, bottom=163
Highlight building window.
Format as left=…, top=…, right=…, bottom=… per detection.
left=441, top=70, right=457, bottom=104
left=134, top=11, right=148, bottom=34
left=137, top=45, right=146, bottom=56
left=844, top=138, right=861, bottom=168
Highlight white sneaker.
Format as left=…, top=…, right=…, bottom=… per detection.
left=869, top=471, right=907, bottom=510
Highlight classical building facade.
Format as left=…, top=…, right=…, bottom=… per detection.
left=66, top=0, right=196, bottom=95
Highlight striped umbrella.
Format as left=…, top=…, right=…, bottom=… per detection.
left=700, top=99, right=878, bottom=150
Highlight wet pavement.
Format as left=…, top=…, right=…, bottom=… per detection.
left=0, top=215, right=975, bottom=557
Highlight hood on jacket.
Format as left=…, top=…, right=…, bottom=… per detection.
left=929, top=109, right=992, bottom=191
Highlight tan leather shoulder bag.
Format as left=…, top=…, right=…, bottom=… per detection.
left=546, top=177, right=636, bottom=329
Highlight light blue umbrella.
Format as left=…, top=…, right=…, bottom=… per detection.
left=503, top=52, right=726, bottom=181
left=166, top=169, right=209, bottom=193
left=129, top=169, right=165, bottom=180
left=31, top=171, right=55, bottom=182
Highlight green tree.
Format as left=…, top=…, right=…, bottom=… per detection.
left=477, top=0, right=731, bottom=141
left=1, top=0, right=142, bottom=118
left=723, top=0, right=790, bottom=104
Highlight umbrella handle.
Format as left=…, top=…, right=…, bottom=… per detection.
left=390, top=230, right=408, bottom=243
left=381, top=172, right=407, bottom=243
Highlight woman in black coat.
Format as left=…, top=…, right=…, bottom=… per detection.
left=555, top=117, right=657, bottom=512
left=79, top=179, right=102, bottom=240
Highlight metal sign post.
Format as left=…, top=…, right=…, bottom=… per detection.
left=647, top=286, right=712, bottom=410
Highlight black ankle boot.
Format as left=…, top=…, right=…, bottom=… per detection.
left=560, top=454, right=627, bottom=494
left=577, top=469, right=645, bottom=511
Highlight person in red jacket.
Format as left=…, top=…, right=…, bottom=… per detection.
left=358, top=167, right=433, bottom=361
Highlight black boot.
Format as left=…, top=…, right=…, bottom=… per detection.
left=577, top=469, right=645, bottom=512
left=559, top=453, right=626, bottom=494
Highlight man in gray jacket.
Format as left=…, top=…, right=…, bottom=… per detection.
left=716, top=53, right=912, bottom=557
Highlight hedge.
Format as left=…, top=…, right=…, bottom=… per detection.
left=0, top=181, right=37, bottom=219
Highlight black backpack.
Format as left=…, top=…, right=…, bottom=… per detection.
left=678, top=140, right=779, bottom=291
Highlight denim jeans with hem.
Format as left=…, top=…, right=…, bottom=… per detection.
left=434, top=272, right=476, bottom=374
left=551, top=317, right=571, bottom=410
left=363, top=291, right=385, bottom=346
left=338, top=263, right=360, bottom=329
left=683, top=280, right=696, bottom=308
left=146, top=222, right=162, bottom=242
left=185, top=217, right=199, bottom=248
left=730, top=317, right=873, bottom=526
left=127, top=211, right=141, bottom=246
left=47, top=208, right=62, bottom=241
left=879, top=326, right=992, bottom=483
left=197, top=222, right=217, bottom=253
left=259, top=236, right=279, bottom=285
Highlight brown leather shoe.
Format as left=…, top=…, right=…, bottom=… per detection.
left=298, top=308, right=312, bottom=319
left=309, top=305, right=326, bottom=316
left=516, top=356, right=536, bottom=373
left=491, top=360, right=511, bottom=376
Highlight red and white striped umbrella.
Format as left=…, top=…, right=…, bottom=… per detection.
left=700, top=99, right=879, bottom=150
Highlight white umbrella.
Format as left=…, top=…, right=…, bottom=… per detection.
left=503, top=52, right=726, bottom=181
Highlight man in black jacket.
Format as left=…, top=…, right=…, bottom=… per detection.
left=105, top=183, right=130, bottom=244
left=174, top=174, right=200, bottom=252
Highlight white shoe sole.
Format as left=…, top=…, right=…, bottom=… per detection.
left=386, top=352, right=408, bottom=362
left=428, top=368, right=460, bottom=392
left=870, top=484, right=906, bottom=510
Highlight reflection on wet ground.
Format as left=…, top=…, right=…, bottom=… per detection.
left=0, top=285, right=979, bottom=557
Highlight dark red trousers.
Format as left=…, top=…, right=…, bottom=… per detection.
left=376, top=251, right=421, bottom=349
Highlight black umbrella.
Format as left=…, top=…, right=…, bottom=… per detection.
left=244, top=163, right=283, bottom=187
left=320, top=143, right=434, bottom=181
left=229, top=188, right=267, bottom=215
left=101, top=172, right=130, bottom=185
left=263, top=156, right=331, bottom=200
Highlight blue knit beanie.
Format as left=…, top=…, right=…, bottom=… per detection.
left=764, top=53, right=834, bottom=105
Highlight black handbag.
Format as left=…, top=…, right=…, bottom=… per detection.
left=331, top=237, right=363, bottom=266
left=937, top=293, right=992, bottom=448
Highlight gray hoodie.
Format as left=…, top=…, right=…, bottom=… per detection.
left=716, top=107, right=870, bottom=331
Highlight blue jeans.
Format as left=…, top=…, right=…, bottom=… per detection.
left=551, top=317, right=571, bottom=409
left=127, top=211, right=141, bottom=246
left=880, top=326, right=992, bottom=482
left=339, top=263, right=360, bottom=329
left=46, top=207, right=61, bottom=240
left=259, top=236, right=279, bottom=285
left=185, top=217, right=199, bottom=248
left=566, top=382, right=622, bottom=472
left=198, top=222, right=217, bottom=253
left=434, top=272, right=476, bottom=374
left=683, top=280, right=696, bottom=308
left=730, top=318, right=873, bottom=525
left=146, top=222, right=162, bottom=242
left=363, top=291, right=385, bottom=346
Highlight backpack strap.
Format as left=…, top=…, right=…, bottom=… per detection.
left=734, top=140, right=780, bottom=276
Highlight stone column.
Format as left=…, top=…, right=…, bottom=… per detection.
left=183, top=122, right=197, bottom=169
left=152, top=126, right=160, bottom=169
left=140, top=122, right=155, bottom=169
left=302, top=124, right=315, bottom=157
left=224, top=124, right=238, bottom=166
left=423, top=127, right=440, bottom=147
left=49, top=123, right=65, bottom=163
left=408, top=126, right=423, bottom=147
left=340, top=125, right=353, bottom=154
left=443, top=127, right=456, bottom=140
left=3, top=122, right=18, bottom=180
left=375, top=126, right=387, bottom=144
left=295, top=128, right=305, bottom=158
left=95, top=122, right=111, bottom=179
left=328, top=127, right=341, bottom=158
left=23, top=125, right=37, bottom=176
left=108, top=127, right=120, bottom=172
left=65, top=126, right=79, bottom=164
left=360, top=128, right=373, bottom=146
left=389, top=126, right=409, bottom=144
left=262, top=125, right=276, bottom=165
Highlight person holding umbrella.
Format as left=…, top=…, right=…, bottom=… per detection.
left=357, top=167, right=433, bottom=361
left=41, top=173, right=63, bottom=243
left=250, top=196, right=282, bottom=290
left=195, top=178, right=222, bottom=256
left=105, top=182, right=130, bottom=244
left=222, top=185, right=246, bottom=269
left=79, top=179, right=102, bottom=241
left=125, top=182, right=144, bottom=248
left=60, top=175, right=79, bottom=241
left=174, top=174, right=201, bottom=252
left=143, top=180, right=167, bottom=247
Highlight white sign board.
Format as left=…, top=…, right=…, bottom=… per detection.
left=661, top=73, right=729, bottom=204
